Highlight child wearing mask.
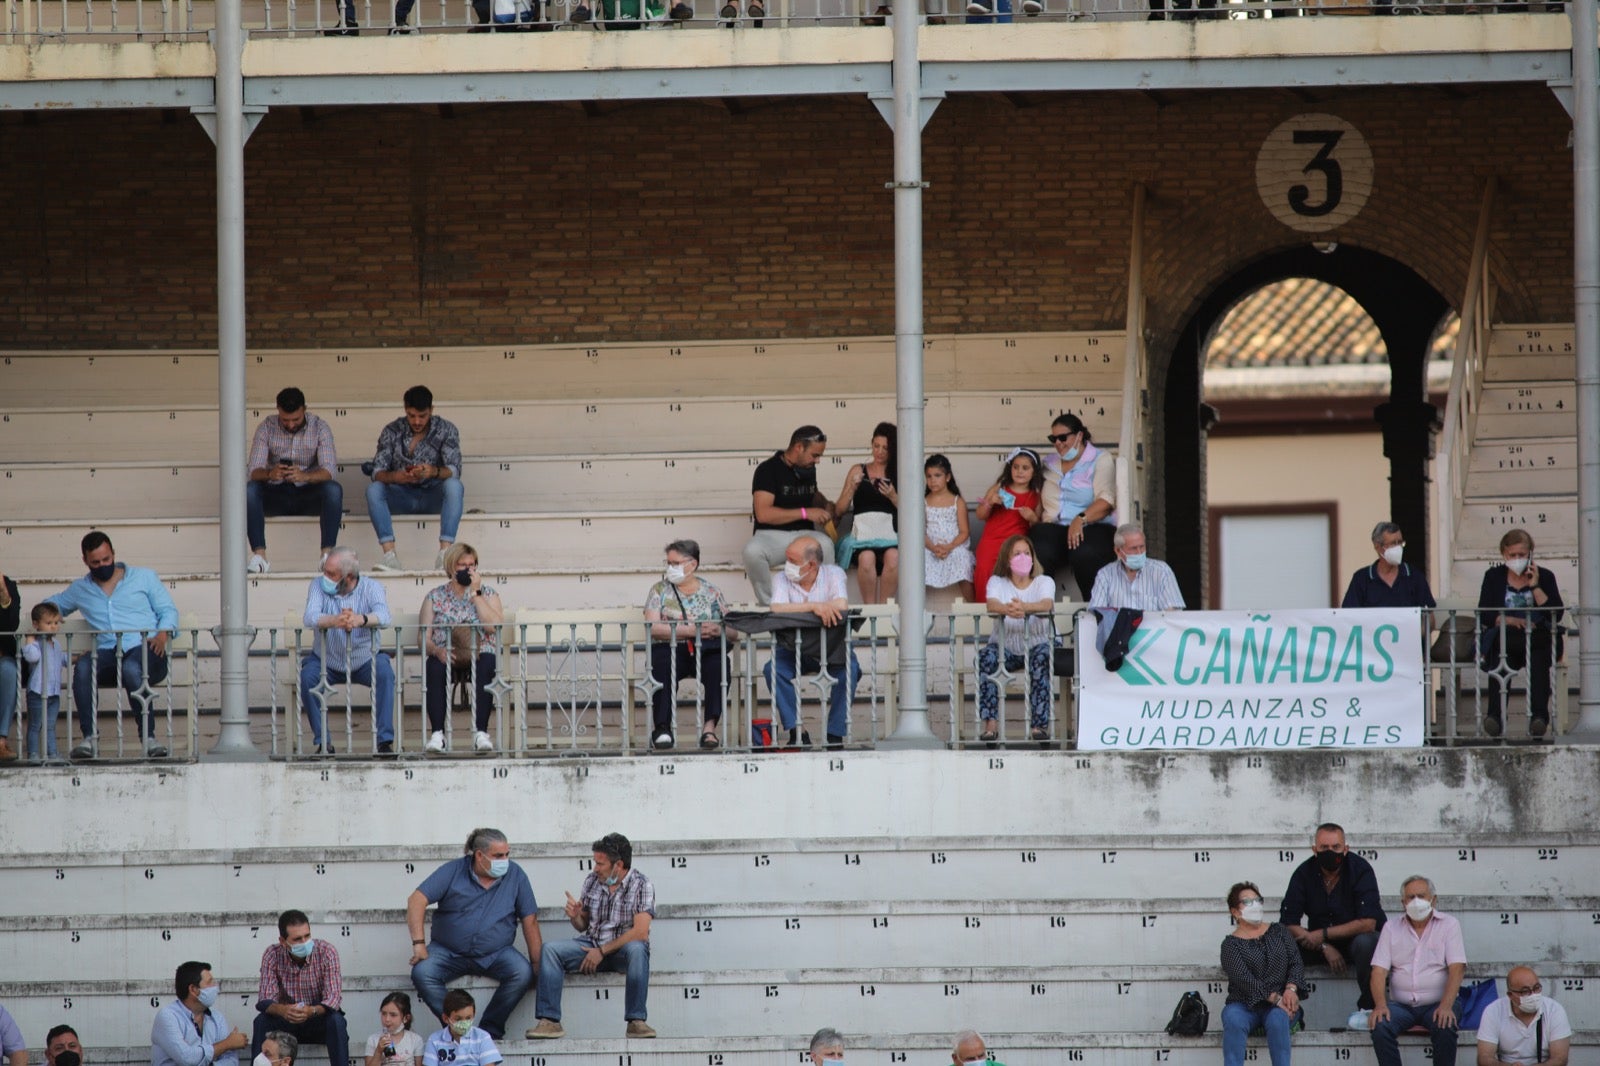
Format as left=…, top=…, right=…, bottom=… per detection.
left=423, top=991, right=500, bottom=1066
left=365, top=993, right=423, bottom=1066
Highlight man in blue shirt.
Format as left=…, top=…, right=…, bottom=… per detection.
left=151, top=961, right=248, bottom=1066
left=1341, top=522, right=1436, bottom=610
left=46, top=531, right=180, bottom=760
left=407, top=828, right=541, bottom=1041
left=299, top=547, right=395, bottom=756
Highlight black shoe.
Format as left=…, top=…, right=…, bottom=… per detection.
left=1529, top=715, right=1549, bottom=738
left=786, top=727, right=812, bottom=748
left=570, top=4, right=592, bottom=19
left=376, top=741, right=396, bottom=758
left=670, top=3, right=692, bottom=15
left=826, top=733, right=845, bottom=749
left=1482, top=714, right=1503, bottom=738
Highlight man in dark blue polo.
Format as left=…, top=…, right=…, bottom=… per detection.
left=1341, top=522, right=1436, bottom=609
left=406, top=828, right=541, bottom=1040
left=1279, top=822, right=1388, bottom=1029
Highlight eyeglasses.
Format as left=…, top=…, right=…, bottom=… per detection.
left=1510, top=984, right=1542, bottom=995
left=1048, top=433, right=1077, bottom=444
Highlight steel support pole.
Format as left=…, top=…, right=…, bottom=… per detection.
left=882, top=6, right=938, bottom=749
left=1570, top=0, right=1600, bottom=739
left=211, top=0, right=259, bottom=757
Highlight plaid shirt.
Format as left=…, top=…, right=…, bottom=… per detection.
left=256, top=938, right=344, bottom=1011
left=371, top=414, right=462, bottom=485
left=248, top=412, right=338, bottom=481
left=578, top=867, right=656, bottom=948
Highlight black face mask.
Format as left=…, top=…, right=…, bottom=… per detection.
left=454, top=569, right=473, bottom=588
left=57, top=1054, right=81, bottom=1066
left=89, top=563, right=117, bottom=582
left=1316, top=849, right=1343, bottom=872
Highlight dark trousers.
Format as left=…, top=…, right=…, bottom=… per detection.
left=425, top=652, right=497, bottom=732
left=650, top=642, right=726, bottom=733
left=1028, top=521, right=1115, bottom=600
left=1299, top=930, right=1379, bottom=1010
left=252, top=1009, right=349, bottom=1066
left=1480, top=625, right=1555, bottom=720
left=247, top=480, right=345, bottom=552
left=73, top=645, right=169, bottom=740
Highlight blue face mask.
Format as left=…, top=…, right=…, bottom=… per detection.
left=319, top=575, right=340, bottom=596
left=196, top=985, right=220, bottom=1008
left=604, top=874, right=621, bottom=887
left=1123, top=553, right=1147, bottom=572
left=487, top=858, right=510, bottom=879
left=288, top=939, right=315, bottom=960
left=1059, top=445, right=1080, bottom=463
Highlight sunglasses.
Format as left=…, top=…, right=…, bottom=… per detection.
left=1048, top=433, right=1077, bottom=444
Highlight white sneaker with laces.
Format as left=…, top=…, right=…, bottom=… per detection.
left=1346, top=1008, right=1371, bottom=1029
left=653, top=732, right=674, bottom=749
left=375, top=550, right=404, bottom=571
left=434, top=549, right=447, bottom=570
left=474, top=731, right=494, bottom=752
left=248, top=554, right=270, bottom=574
left=426, top=731, right=447, bottom=753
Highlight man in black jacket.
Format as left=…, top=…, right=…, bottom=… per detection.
left=1279, top=822, right=1387, bottom=1029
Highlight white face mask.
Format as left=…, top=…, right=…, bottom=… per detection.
left=1506, top=556, right=1530, bottom=575
left=1404, top=897, right=1433, bottom=921
left=1382, top=545, right=1405, bottom=566
left=1238, top=900, right=1265, bottom=924
left=783, top=561, right=805, bottom=582
left=254, top=1054, right=273, bottom=1066
left=664, top=563, right=688, bottom=585
left=1516, top=992, right=1543, bottom=1015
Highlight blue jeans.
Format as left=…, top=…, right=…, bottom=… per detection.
left=366, top=479, right=464, bottom=544
left=252, top=1009, right=349, bottom=1066
left=536, top=938, right=650, bottom=1023
left=247, top=480, right=345, bottom=552
left=1371, top=1000, right=1457, bottom=1066
left=1222, top=1002, right=1293, bottom=1066
left=298, top=653, right=395, bottom=746
left=410, top=942, right=534, bottom=1040
left=73, top=645, right=169, bottom=741
left=27, top=693, right=61, bottom=759
left=0, top=656, right=15, bottom=740
left=763, top=646, right=860, bottom=738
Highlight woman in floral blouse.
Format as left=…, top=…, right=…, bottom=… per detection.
left=642, top=539, right=729, bottom=751
left=418, top=543, right=504, bottom=754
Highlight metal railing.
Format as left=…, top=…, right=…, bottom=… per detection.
left=1, top=602, right=1578, bottom=759
left=2, top=0, right=1568, bottom=41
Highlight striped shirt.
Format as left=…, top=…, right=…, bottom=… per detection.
left=1220, top=922, right=1304, bottom=1007
left=302, top=575, right=392, bottom=671
left=422, top=1028, right=501, bottom=1066
left=1089, top=558, right=1186, bottom=611
left=577, top=867, right=656, bottom=948
left=248, top=412, right=338, bottom=480
left=256, top=938, right=344, bottom=1012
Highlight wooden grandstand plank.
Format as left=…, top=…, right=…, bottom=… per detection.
left=1463, top=438, right=1576, bottom=499
left=1486, top=323, right=1575, bottom=381
left=1454, top=497, right=1577, bottom=553
left=1474, top=384, right=1577, bottom=439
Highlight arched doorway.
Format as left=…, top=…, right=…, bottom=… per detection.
left=1161, top=244, right=1451, bottom=607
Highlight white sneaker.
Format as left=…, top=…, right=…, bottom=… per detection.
left=434, top=549, right=447, bottom=570
left=375, top=550, right=404, bottom=571
left=248, top=554, right=270, bottom=574
left=653, top=732, right=674, bottom=749
left=1021, top=0, right=1041, bottom=11
left=1347, top=1008, right=1371, bottom=1029
left=474, top=731, right=495, bottom=752
left=426, top=731, right=447, bottom=753
left=965, top=2, right=991, bottom=11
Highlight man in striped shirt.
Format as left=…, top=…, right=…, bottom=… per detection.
left=1089, top=523, right=1186, bottom=612
left=247, top=387, right=342, bottom=575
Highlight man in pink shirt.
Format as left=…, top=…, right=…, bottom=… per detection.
left=1368, top=874, right=1466, bottom=1066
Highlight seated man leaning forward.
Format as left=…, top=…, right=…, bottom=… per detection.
left=527, top=833, right=656, bottom=1040
left=298, top=547, right=395, bottom=756
left=1279, top=822, right=1386, bottom=1029
left=743, top=425, right=837, bottom=606
left=408, top=828, right=540, bottom=1042
left=763, top=535, right=861, bottom=749
left=366, top=384, right=464, bottom=574
left=1476, top=965, right=1571, bottom=1066
left=246, top=386, right=342, bottom=575
left=1368, top=874, right=1466, bottom=1066
left=252, top=909, right=349, bottom=1066
left=1087, top=522, right=1185, bottom=612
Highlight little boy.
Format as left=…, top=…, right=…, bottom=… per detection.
left=23, top=602, right=69, bottom=762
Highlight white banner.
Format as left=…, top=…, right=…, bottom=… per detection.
left=1077, top=607, right=1426, bottom=751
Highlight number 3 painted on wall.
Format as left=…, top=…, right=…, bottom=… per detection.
left=1256, top=114, right=1372, bottom=234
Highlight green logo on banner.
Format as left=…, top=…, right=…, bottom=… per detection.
left=1115, top=629, right=1166, bottom=686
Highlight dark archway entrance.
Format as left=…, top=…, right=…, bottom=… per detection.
left=1163, top=245, right=1451, bottom=607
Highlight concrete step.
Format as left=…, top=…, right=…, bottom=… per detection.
left=1472, top=383, right=1575, bottom=440
left=1453, top=495, right=1576, bottom=554
left=1485, top=323, right=1575, bottom=381
left=1462, top=437, right=1576, bottom=499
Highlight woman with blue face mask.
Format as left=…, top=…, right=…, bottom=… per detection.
left=1221, top=882, right=1303, bottom=1066
left=1030, top=414, right=1119, bottom=601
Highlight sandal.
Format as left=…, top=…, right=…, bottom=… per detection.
left=978, top=725, right=999, bottom=744
left=1031, top=726, right=1050, bottom=742
left=699, top=730, right=720, bottom=750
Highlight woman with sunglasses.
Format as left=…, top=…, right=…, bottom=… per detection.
left=1030, top=413, right=1118, bottom=600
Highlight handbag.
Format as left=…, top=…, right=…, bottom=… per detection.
left=850, top=511, right=896, bottom=544
left=1049, top=614, right=1073, bottom=678
left=1429, top=613, right=1476, bottom=664
left=1454, top=977, right=1498, bottom=1030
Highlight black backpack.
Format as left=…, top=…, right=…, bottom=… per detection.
left=1165, top=990, right=1210, bottom=1036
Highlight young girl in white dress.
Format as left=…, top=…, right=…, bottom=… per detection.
left=923, top=454, right=975, bottom=601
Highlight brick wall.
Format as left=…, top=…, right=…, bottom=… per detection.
left=0, top=83, right=1574, bottom=352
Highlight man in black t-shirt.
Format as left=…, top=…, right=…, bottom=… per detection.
left=742, top=425, right=836, bottom=604
left=1279, top=821, right=1387, bottom=1028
